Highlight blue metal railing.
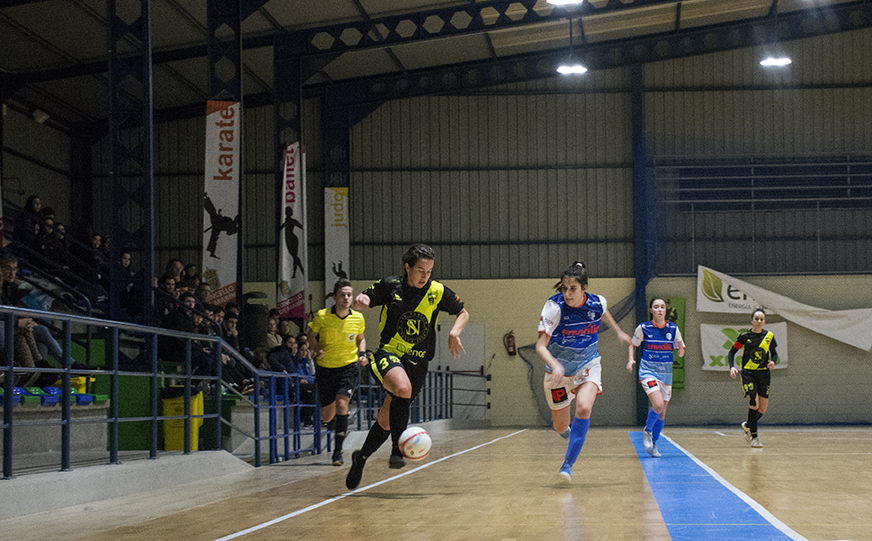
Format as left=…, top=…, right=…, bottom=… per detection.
left=2, top=305, right=464, bottom=477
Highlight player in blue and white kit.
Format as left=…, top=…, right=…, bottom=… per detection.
left=627, top=298, right=685, bottom=458
left=536, top=261, right=632, bottom=482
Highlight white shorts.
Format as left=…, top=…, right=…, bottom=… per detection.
left=543, top=360, right=603, bottom=411
left=640, top=377, right=672, bottom=402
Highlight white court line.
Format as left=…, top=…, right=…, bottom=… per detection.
left=662, top=434, right=809, bottom=541
left=213, top=429, right=528, bottom=541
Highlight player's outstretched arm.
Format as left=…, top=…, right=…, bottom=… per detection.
left=448, top=308, right=469, bottom=359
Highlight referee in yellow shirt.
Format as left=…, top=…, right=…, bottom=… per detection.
left=307, top=279, right=366, bottom=466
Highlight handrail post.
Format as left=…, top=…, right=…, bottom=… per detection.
left=184, top=338, right=192, bottom=454
left=109, top=327, right=120, bottom=464
left=253, top=371, right=261, bottom=467
left=3, top=312, right=15, bottom=479
left=60, top=320, right=72, bottom=471
left=149, top=333, right=159, bottom=459
left=213, top=342, right=223, bottom=451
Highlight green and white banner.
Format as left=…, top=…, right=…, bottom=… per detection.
left=697, top=265, right=872, bottom=351
left=701, top=321, right=789, bottom=371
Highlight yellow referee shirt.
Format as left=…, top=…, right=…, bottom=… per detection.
left=308, top=307, right=366, bottom=368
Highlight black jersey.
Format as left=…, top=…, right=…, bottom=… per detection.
left=362, top=276, right=464, bottom=363
left=728, top=329, right=778, bottom=371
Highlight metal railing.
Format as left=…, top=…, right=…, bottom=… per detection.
left=2, top=305, right=471, bottom=477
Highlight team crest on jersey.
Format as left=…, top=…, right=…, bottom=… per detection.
left=397, top=311, right=429, bottom=344
left=587, top=311, right=595, bottom=320
left=666, top=333, right=672, bottom=340
left=427, top=290, right=438, bottom=305
left=347, top=333, right=355, bottom=342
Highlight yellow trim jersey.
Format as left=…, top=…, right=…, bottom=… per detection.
left=308, top=307, right=365, bottom=368
left=729, top=329, right=778, bottom=371
left=362, top=276, right=464, bottom=364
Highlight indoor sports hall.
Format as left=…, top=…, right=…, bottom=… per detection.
left=2, top=1, right=872, bottom=540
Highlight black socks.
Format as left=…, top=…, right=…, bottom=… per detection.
left=389, top=397, right=412, bottom=455
left=334, top=414, right=348, bottom=452
left=360, top=422, right=390, bottom=459
left=747, top=408, right=763, bottom=437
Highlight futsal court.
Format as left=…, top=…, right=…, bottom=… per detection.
left=1, top=425, right=869, bottom=541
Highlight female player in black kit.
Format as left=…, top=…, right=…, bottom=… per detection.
left=345, top=244, right=468, bottom=490
left=728, top=308, right=778, bottom=448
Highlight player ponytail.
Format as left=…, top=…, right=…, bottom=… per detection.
left=554, top=261, right=588, bottom=291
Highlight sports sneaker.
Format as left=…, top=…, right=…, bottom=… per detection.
left=650, top=445, right=662, bottom=458
left=643, top=430, right=655, bottom=456
left=559, top=427, right=571, bottom=440
left=332, top=448, right=343, bottom=466
left=388, top=452, right=406, bottom=469
left=559, top=461, right=572, bottom=482
left=751, top=437, right=762, bottom=448
left=345, top=450, right=366, bottom=490
left=741, top=422, right=752, bottom=443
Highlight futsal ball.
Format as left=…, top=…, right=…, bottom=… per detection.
left=399, top=426, right=431, bottom=461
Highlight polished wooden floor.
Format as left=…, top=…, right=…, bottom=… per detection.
left=1, top=426, right=870, bottom=541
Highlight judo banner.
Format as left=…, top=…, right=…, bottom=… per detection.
left=700, top=321, right=789, bottom=371
left=697, top=265, right=872, bottom=351
left=324, top=187, right=349, bottom=305
left=277, top=142, right=307, bottom=319
left=202, top=101, right=240, bottom=307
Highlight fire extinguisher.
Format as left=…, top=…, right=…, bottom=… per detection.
left=503, top=330, right=517, bottom=356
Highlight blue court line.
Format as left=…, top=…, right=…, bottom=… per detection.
left=630, top=431, right=808, bottom=541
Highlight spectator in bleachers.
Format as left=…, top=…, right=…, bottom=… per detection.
left=195, top=281, right=212, bottom=304
left=153, top=273, right=177, bottom=324
left=0, top=253, right=68, bottom=386
left=266, top=316, right=282, bottom=349
left=50, top=222, right=72, bottom=269
left=165, top=259, right=184, bottom=286
left=222, top=312, right=240, bottom=351
left=268, top=333, right=315, bottom=425
left=159, top=291, right=212, bottom=375
left=11, top=195, right=42, bottom=247
left=181, top=264, right=200, bottom=290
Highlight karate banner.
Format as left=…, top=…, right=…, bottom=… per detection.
left=701, top=321, right=788, bottom=371
left=202, top=101, right=240, bottom=307
left=324, top=187, right=349, bottom=306
left=277, top=142, right=307, bottom=319
left=697, top=265, right=872, bottom=351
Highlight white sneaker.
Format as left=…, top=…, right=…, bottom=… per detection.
left=650, top=445, right=661, bottom=458
left=741, top=422, right=752, bottom=443
left=751, top=437, right=762, bottom=448
left=643, top=430, right=655, bottom=456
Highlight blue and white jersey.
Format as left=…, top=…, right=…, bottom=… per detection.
left=632, top=321, right=683, bottom=385
left=538, top=292, right=606, bottom=377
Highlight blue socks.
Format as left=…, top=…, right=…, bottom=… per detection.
left=564, top=418, right=590, bottom=466
left=652, top=419, right=664, bottom=445
left=645, top=408, right=660, bottom=433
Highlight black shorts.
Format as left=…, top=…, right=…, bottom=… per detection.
left=369, top=349, right=429, bottom=400
left=741, top=369, right=771, bottom=399
left=315, top=363, right=360, bottom=407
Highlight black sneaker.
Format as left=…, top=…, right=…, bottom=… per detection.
left=332, top=448, right=343, bottom=466
left=345, top=450, right=366, bottom=490
left=388, top=452, right=406, bottom=469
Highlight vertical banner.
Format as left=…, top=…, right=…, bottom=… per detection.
left=324, top=187, right=349, bottom=305
left=277, top=142, right=307, bottom=319
left=202, top=101, right=240, bottom=307
left=668, top=297, right=687, bottom=392
left=701, top=321, right=788, bottom=370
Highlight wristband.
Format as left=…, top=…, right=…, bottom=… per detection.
left=357, top=351, right=367, bottom=359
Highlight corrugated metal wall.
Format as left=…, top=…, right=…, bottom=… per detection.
left=646, top=29, right=872, bottom=275
left=2, top=108, right=71, bottom=220
left=90, top=98, right=323, bottom=282
left=349, top=88, right=635, bottom=280
left=83, top=27, right=872, bottom=283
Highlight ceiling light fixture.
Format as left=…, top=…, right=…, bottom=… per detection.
left=556, top=18, right=587, bottom=75
left=760, top=7, right=791, bottom=68
left=546, top=0, right=584, bottom=5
